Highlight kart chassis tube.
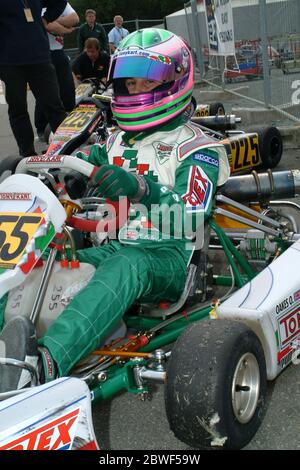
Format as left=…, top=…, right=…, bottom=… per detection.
left=15, top=155, right=96, bottom=179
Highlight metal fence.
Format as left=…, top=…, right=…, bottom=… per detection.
left=167, top=0, right=300, bottom=123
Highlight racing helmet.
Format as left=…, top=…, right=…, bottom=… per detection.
left=108, top=28, right=194, bottom=131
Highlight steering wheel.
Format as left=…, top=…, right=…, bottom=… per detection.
left=15, top=155, right=129, bottom=234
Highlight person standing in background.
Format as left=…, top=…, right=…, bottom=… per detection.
left=34, top=2, right=79, bottom=141
left=77, top=9, right=108, bottom=53
left=108, top=15, right=129, bottom=54
left=0, top=0, right=68, bottom=157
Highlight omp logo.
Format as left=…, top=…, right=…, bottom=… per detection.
left=26, top=155, right=64, bottom=164
left=0, top=408, right=80, bottom=450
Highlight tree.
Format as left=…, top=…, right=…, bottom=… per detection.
left=71, top=0, right=185, bottom=24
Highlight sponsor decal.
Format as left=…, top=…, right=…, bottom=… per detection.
left=88, top=115, right=102, bottom=134
left=278, top=345, right=293, bottom=368
left=45, top=142, right=64, bottom=157
left=0, top=408, right=80, bottom=450
left=182, top=166, right=213, bottom=213
left=106, top=130, right=120, bottom=152
left=27, top=155, right=64, bottom=164
left=277, top=296, right=300, bottom=367
left=278, top=306, right=300, bottom=348
left=124, top=230, right=139, bottom=240
left=275, top=292, right=300, bottom=315
left=153, top=141, right=174, bottom=164
left=294, top=289, right=300, bottom=302
left=114, top=50, right=173, bottom=64
left=0, top=192, right=32, bottom=201
left=195, top=104, right=210, bottom=117
left=192, top=152, right=219, bottom=167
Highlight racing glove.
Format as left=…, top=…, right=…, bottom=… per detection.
left=76, top=144, right=107, bottom=166
left=93, top=164, right=160, bottom=205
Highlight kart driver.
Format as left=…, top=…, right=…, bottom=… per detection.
left=0, top=28, right=230, bottom=389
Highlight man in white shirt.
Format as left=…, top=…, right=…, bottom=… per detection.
left=35, top=2, right=79, bottom=141
left=108, top=15, right=129, bottom=54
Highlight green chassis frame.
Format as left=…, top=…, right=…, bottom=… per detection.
left=89, top=218, right=285, bottom=404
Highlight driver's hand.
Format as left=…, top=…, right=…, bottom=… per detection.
left=76, top=147, right=103, bottom=166
left=93, top=164, right=140, bottom=201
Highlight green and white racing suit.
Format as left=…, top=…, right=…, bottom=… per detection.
left=39, top=116, right=230, bottom=376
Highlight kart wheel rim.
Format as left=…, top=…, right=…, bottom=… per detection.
left=231, top=352, right=260, bottom=424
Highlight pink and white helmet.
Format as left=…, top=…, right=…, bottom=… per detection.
left=108, top=28, right=194, bottom=132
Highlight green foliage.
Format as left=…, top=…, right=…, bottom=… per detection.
left=70, top=0, right=185, bottom=24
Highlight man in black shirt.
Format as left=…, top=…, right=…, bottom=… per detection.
left=72, top=38, right=110, bottom=82
left=0, top=0, right=68, bottom=157
left=77, top=9, right=108, bottom=53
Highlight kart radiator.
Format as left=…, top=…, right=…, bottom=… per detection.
left=219, top=170, right=300, bottom=202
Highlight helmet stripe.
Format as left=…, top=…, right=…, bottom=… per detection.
left=115, top=95, right=191, bottom=126
left=113, top=89, right=193, bottom=119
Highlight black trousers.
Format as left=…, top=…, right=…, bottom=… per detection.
left=0, top=62, right=67, bottom=157
left=35, top=50, right=75, bottom=133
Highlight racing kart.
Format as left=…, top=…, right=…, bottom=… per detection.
left=7, top=89, right=281, bottom=179
left=0, top=154, right=300, bottom=450
left=48, top=94, right=282, bottom=174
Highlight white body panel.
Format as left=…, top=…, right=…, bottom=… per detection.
left=0, top=174, right=66, bottom=299
left=5, top=262, right=96, bottom=337
left=0, top=378, right=98, bottom=450
left=217, top=239, right=300, bottom=380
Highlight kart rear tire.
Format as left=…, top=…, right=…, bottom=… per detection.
left=165, top=319, right=267, bottom=450
left=0, top=155, right=23, bottom=182
left=255, top=126, right=283, bottom=168
left=209, top=102, right=225, bottom=116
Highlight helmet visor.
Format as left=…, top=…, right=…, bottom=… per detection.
left=109, top=51, right=176, bottom=83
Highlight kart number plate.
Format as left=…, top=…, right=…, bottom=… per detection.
left=75, top=83, right=92, bottom=97
left=0, top=212, right=44, bottom=269
left=195, top=105, right=210, bottom=117
left=58, top=106, right=97, bottom=132
left=230, top=134, right=261, bottom=171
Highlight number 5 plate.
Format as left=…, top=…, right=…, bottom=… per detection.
left=0, top=212, right=44, bottom=269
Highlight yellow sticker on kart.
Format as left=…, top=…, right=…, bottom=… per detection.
left=58, top=106, right=97, bottom=132
left=0, top=212, right=44, bottom=269
left=195, top=105, right=210, bottom=117
left=75, top=83, right=91, bottom=97
left=229, top=134, right=261, bottom=172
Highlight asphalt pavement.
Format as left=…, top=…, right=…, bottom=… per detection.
left=0, top=89, right=300, bottom=450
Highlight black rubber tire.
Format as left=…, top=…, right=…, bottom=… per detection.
left=209, top=102, right=225, bottom=116
left=0, top=155, right=23, bottom=181
left=254, top=126, right=283, bottom=168
left=184, top=96, right=197, bottom=120
left=165, top=319, right=267, bottom=450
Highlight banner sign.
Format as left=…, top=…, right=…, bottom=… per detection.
left=205, top=0, right=235, bottom=56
